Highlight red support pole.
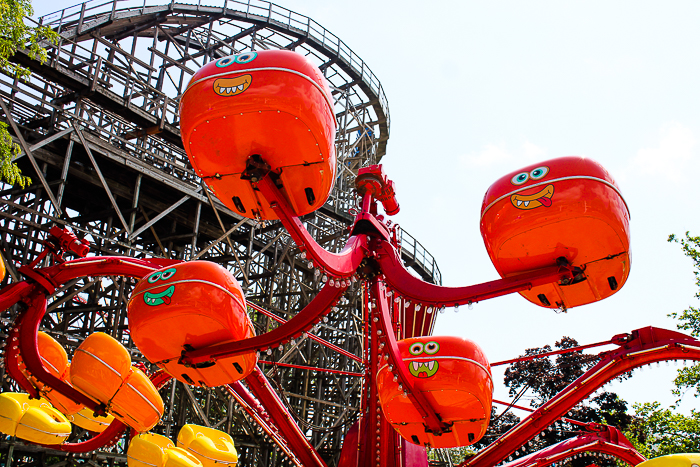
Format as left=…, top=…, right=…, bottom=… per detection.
left=245, top=367, right=327, bottom=467
left=498, top=426, right=645, bottom=467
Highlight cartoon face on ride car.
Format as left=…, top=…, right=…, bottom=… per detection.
left=509, top=166, right=554, bottom=210
left=212, top=52, right=257, bottom=97
left=406, top=341, right=440, bottom=378
left=142, top=268, right=176, bottom=306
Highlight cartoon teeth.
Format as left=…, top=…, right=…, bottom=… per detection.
left=510, top=184, right=554, bottom=210
left=143, top=285, right=175, bottom=306
left=213, top=74, right=252, bottom=97
left=408, top=360, right=438, bottom=378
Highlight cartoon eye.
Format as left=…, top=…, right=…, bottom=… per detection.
left=424, top=341, right=440, bottom=355
left=147, top=272, right=162, bottom=284
left=215, top=56, right=235, bottom=68
left=529, top=166, right=549, bottom=180
left=511, top=172, right=529, bottom=185
left=234, top=52, right=257, bottom=64
left=147, top=268, right=176, bottom=283
left=409, top=342, right=424, bottom=356
left=160, top=268, right=177, bottom=281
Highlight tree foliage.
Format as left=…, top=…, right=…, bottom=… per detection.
left=0, top=0, right=57, bottom=187
left=618, top=232, right=700, bottom=458
left=476, top=337, right=632, bottom=467
left=625, top=402, right=700, bottom=458
left=667, top=232, right=700, bottom=399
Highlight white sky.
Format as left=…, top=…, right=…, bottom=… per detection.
left=30, top=0, right=700, bottom=416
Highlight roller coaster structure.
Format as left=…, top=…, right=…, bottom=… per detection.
left=0, top=1, right=697, bottom=467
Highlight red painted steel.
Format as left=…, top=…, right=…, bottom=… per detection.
left=179, top=281, right=347, bottom=366
left=462, top=327, right=700, bottom=467
left=378, top=239, right=575, bottom=307
left=258, top=360, right=364, bottom=377
left=372, top=281, right=447, bottom=434
left=498, top=426, right=644, bottom=467
left=248, top=301, right=362, bottom=363
left=490, top=339, right=619, bottom=367
left=257, top=175, right=368, bottom=277
left=245, top=367, right=327, bottom=467
left=225, top=382, right=296, bottom=461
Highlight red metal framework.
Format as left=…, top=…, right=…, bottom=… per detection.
left=2, top=163, right=693, bottom=467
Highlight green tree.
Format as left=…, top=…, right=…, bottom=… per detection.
left=668, top=232, right=700, bottom=400
left=500, top=337, right=632, bottom=467
left=0, top=0, right=57, bottom=187
left=622, top=232, right=700, bottom=458
left=625, top=402, right=700, bottom=458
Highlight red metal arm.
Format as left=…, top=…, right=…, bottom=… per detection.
left=19, top=293, right=106, bottom=412
left=2, top=257, right=174, bottom=414
left=464, top=326, right=700, bottom=467
left=494, top=426, right=645, bottom=467
left=256, top=175, right=368, bottom=278
left=179, top=282, right=348, bottom=366
left=372, top=280, right=448, bottom=434
left=225, top=382, right=297, bottom=460
left=245, top=367, right=327, bottom=467
left=376, top=239, right=574, bottom=307
left=248, top=301, right=362, bottom=363
left=42, top=418, right=128, bottom=453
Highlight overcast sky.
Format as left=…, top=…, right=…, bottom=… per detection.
left=31, top=0, right=700, bottom=415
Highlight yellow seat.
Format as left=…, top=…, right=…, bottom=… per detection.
left=637, top=454, right=700, bottom=467
left=178, top=425, right=238, bottom=467
left=0, top=393, right=71, bottom=444
left=71, top=332, right=132, bottom=402
left=128, top=433, right=203, bottom=467
left=68, top=406, right=114, bottom=433
left=110, top=367, right=164, bottom=432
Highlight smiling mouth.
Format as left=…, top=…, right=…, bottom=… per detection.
left=143, top=286, right=175, bottom=306
left=408, top=360, right=439, bottom=378
left=510, top=184, right=555, bottom=210
left=213, top=74, right=252, bottom=96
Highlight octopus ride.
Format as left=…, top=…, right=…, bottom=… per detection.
left=0, top=49, right=698, bottom=467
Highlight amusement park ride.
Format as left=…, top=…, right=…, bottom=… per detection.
left=1, top=2, right=700, bottom=467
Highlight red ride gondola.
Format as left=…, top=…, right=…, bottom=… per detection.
left=480, top=156, right=631, bottom=310
left=376, top=336, right=493, bottom=448
left=179, top=49, right=337, bottom=220
left=128, top=261, right=257, bottom=387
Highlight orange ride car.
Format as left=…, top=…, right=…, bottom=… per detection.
left=128, top=261, right=257, bottom=387
left=377, top=336, right=493, bottom=448
left=179, top=49, right=337, bottom=220
left=480, top=156, right=631, bottom=310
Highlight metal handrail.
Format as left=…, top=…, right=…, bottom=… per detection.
left=38, top=0, right=390, bottom=138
